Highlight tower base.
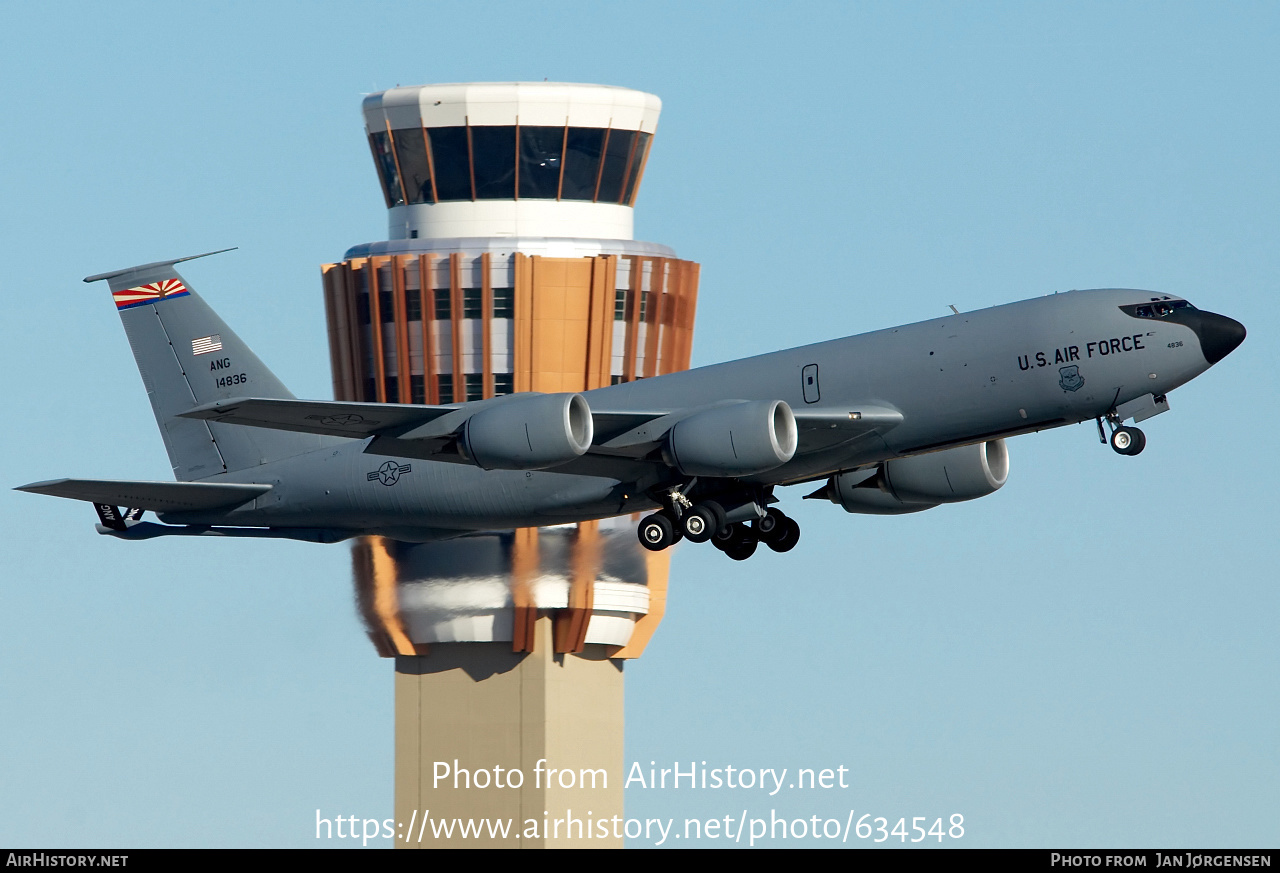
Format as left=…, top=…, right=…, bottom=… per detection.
left=394, top=616, right=624, bottom=848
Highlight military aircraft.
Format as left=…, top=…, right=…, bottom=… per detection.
left=18, top=251, right=1245, bottom=560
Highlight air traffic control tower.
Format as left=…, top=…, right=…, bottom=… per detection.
left=319, top=83, right=700, bottom=848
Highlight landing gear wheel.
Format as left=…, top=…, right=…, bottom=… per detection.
left=766, top=517, right=801, bottom=553
left=702, top=500, right=727, bottom=533
left=1110, top=426, right=1146, bottom=456
left=723, top=535, right=759, bottom=561
left=638, top=513, right=677, bottom=551
left=681, top=504, right=719, bottom=543
left=712, top=521, right=750, bottom=552
left=753, top=508, right=786, bottom=542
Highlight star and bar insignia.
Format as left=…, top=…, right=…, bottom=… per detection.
left=367, top=461, right=412, bottom=486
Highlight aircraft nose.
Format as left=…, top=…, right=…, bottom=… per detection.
left=1194, top=311, right=1247, bottom=364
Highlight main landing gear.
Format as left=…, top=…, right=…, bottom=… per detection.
left=1097, top=414, right=1146, bottom=456
left=637, top=502, right=801, bottom=561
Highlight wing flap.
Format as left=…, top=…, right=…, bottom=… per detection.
left=16, top=479, right=271, bottom=511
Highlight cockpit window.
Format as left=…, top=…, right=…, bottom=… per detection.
left=1121, top=299, right=1196, bottom=319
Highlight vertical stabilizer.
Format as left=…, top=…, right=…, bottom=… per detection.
left=86, top=252, right=332, bottom=480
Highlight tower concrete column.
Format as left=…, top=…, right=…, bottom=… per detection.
left=394, top=619, right=623, bottom=847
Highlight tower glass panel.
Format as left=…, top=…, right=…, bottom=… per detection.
left=369, top=131, right=404, bottom=206
left=518, top=126, right=565, bottom=199
left=470, top=126, right=516, bottom=199
left=596, top=129, right=636, bottom=203
left=623, top=132, right=651, bottom=204
left=393, top=126, right=434, bottom=204
left=428, top=127, right=472, bottom=201
left=560, top=128, right=605, bottom=200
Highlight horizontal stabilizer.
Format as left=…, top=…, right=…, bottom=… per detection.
left=16, top=479, right=270, bottom=511
left=179, top=397, right=455, bottom=438
left=83, top=248, right=237, bottom=285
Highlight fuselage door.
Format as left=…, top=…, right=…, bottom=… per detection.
left=802, top=363, right=820, bottom=403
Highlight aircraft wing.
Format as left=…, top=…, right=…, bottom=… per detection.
left=793, top=407, right=903, bottom=452
left=180, top=397, right=456, bottom=438
left=360, top=401, right=903, bottom=482
left=583, top=405, right=901, bottom=454
left=178, top=395, right=902, bottom=477
left=179, top=396, right=670, bottom=449
left=15, top=479, right=271, bottom=511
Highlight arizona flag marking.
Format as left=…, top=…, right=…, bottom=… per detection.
left=112, top=278, right=190, bottom=310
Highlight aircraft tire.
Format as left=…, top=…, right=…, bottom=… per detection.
left=766, top=517, right=801, bottom=553
left=702, top=500, right=727, bottom=534
left=712, top=521, right=749, bottom=552
left=638, top=513, right=677, bottom=551
left=753, top=508, right=787, bottom=544
left=1111, top=426, right=1146, bottom=456
left=723, top=535, right=758, bottom=561
left=682, top=505, right=718, bottom=543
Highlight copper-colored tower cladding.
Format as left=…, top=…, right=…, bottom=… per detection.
left=319, top=83, right=699, bottom=847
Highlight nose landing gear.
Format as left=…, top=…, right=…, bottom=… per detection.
left=1110, top=426, right=1146, bottom=455
left=1097, top=415, right=1146, bottom=456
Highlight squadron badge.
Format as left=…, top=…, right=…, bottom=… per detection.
left=1058, top=365, right=1085, bottom=392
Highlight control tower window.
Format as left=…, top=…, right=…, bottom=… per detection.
left=596, top=129, right=636, bottom=203
left=429, top=127, right=473, bottom=201
left=435, top=290, right=453, bottom=321
left=493, top=287, right=514, bottom=318
left=561, top=128, right=605, bottom=200
left=463, top=288, right=483, bottom=318
left=369, top=132, right=404, bottom=207
left=393, top=126, right=434, bottom=204
left=395, top=124, right=649, bottom=204
left=519, top=126, right=565, bottom=199
left=471, top=126, right=516, bottom=199
left=622, top=132, right=651, bottom=204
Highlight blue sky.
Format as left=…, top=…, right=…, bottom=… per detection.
left=2, top=1, right=1277, bottom=848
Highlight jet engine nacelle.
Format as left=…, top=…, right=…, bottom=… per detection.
left=665, top=400, right=798, bottom=477
left=460, top=393, right=594, bottom=471
left=826, top=439, right=1009, bottom=515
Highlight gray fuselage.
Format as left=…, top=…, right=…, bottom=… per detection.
left=161, top=288, right=1225, bottom=540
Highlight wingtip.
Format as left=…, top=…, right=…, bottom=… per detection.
left=14, top=479, right=68, bottom=494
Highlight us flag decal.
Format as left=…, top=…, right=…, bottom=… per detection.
left=191, top=335, right=223, bottom=355
left=112, top=278, right=190, bottom=310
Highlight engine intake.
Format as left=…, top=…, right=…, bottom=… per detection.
left=666, top=400, right=798, bottom=477
left=461, top=393, right=594, bottom=471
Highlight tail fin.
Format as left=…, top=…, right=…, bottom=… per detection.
left=87, top=250, right=331, bottom=480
